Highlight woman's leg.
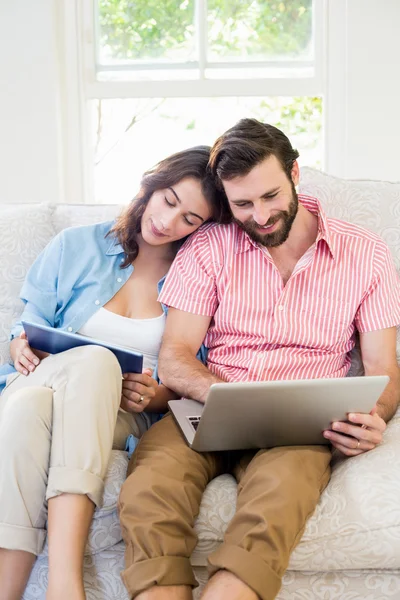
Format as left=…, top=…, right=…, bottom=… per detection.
left=46, top=494, right=95, bottom=600
left=0, top=549, right=36, bottom=600
left=0, top=346, right=123, bottom=599
left=45, top=406, right=145, bottom=600
left=43, top=346, right=123, bottom=598
left=0, top=386, right=53, bottom=599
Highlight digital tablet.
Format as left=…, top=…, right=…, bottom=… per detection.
left=22, top=321, right=143, bottom=374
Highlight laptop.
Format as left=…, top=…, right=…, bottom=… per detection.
left=168, top=376, right=389, bottom=452
left=22, top=321, right=143, bottom=374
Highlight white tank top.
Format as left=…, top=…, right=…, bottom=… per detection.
left=78, top=307, right=166, bottom=372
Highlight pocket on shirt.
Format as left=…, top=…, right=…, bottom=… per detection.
left=299, top=299, right=353, bottom=347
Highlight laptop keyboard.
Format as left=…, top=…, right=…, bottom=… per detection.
left=187, top=416, right=201, bottom=431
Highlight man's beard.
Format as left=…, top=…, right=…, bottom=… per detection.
left=234, top=184, right=299, bottom=248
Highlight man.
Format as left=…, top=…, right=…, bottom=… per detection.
left=119, top=119, right=400, bottom=600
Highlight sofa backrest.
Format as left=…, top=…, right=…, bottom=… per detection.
left=299, top=168, right=400, bottom=370
left=0, top=167, right=399, bottom=368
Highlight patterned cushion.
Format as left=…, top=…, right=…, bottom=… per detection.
left=51, top=204, right=120, bottom=234
left=300, top=168, right=400, bottom=267
left=0, top=204, right=55, bottom=366
left=300, top=168, right=400, bottom=364
left=86, top=449, right=129, bottom=555
left=24, top=542, right=400, bottom=600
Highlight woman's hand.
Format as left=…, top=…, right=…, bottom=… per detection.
left=10, top=331, right=41, bottom=376
left=121, top=368, right=159, bottom=413
left=323, top=405, right=386, bottom=456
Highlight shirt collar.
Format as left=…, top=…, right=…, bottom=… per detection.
left=235, top=194, right=336, bottom=259
left=300, top=195, right=336, bottom=259
left=105, top=225, right=125, bottom=256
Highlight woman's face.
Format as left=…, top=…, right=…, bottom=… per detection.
left=141, top=177, right=212, bottom=246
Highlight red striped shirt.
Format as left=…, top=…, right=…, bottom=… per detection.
left=159, top=196, right=400, bottom=382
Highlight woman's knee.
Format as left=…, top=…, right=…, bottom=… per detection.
left=69, top=345, right=121, bottom=375
left=0, top=387, right=53, bottom=444
left=64, top=347, right=123, bottom=400
left=2, top=386, right=52, bottom=420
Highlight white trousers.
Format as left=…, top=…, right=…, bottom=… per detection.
left=0, top=346, right=147, bottom=555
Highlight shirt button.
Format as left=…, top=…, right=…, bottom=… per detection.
left=67, top=327, right=73, bottom=332
left=117, top=277, right=122, bottom=283
left=278, top=305, right=284, bottom=311
left=95, top=300, right=100, bottom=306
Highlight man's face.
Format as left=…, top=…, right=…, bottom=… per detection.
left=222, top=155, right=299, bottom=248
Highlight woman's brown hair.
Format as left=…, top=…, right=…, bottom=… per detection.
left=110, top=146, right=230, bottom=268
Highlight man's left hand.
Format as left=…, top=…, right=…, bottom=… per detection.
left=323, top=406, right=386, bottom=456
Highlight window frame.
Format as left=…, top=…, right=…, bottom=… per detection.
left=84, top=0, right=325, bottom=98
left=63, top=0, right=327, bottom=203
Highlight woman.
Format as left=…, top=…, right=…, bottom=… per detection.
left=0, top=146, right=230, bottom=600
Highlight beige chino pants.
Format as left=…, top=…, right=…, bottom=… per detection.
left=0, top=345, right=146, bottom=556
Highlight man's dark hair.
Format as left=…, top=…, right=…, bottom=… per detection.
left=209, top=118, right=300, bottom=185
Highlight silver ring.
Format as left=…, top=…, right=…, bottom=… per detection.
left=356, top=440, right=361, bottom=449
left=138, top=395, right=144, bottom=404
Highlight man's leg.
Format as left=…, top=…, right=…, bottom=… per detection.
left=201, top=570, right=258, bottom=600
left=204, top=445, right=331, bottom=600
left=134, top=587, right=191, bottom=600
left=119, top=413, right=222, bottom=600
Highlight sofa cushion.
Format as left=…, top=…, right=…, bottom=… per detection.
left=300, top=167, right=400, bottom=265
left=0, top=204, right=55, bottom=366
left=290, top=409, right=400, bottom=571
left=300, top=168, right=400, bottom=363
left=51, top=204, right=120, bottom=234
left=86, top=450, right=129, bottom=555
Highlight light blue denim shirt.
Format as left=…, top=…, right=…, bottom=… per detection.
left=9, top=220, right=150, bottom=339
left=1, top=220, right=208, bottom=392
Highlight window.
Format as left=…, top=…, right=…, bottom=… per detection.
left=78, top=1, right=325, bottom=203
left=92, top=96, right=322, bottom=204
left=95, top=0, right=316, bottom=81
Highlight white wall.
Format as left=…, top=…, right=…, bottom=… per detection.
left=326, top=0, right=400, bottom=181
left=345, top=0, right=400, bottom=181
left=0, top=0, right=63, bottom=204
left=0, top=1, right=399, bottom=206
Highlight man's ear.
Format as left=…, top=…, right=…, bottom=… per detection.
left=291, top=160, right=300, bottom=187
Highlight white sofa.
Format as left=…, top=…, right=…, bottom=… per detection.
left=0, top=167, right=399, bottom=600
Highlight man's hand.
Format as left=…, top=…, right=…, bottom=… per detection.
left=121, top=368, right=158, bottom=413
left=323, top=405, right=387, bottom=456
left=10, top=331, right=41, bottom=376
